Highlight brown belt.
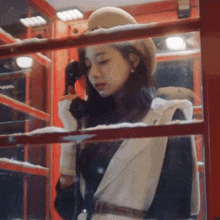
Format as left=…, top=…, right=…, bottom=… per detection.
left=94, top=200, right=149, bottom=219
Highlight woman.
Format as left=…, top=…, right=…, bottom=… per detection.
left=55, top=7, right=200, bottom=220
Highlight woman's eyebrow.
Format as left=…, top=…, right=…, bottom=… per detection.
left=95, top=52, right=107, bottom=58
left=85, top=52, right=108, bottom=61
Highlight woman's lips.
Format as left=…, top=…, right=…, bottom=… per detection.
left=95, top=83, right=106, bottom=90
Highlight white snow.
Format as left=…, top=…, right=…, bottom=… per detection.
left=15, top=37, right=48, bottom=45
left=7, top=126, right=67, bottom=138
left=0, top=28, right=51, bottom=63
left=84, top=122, right=148, bottom=131
left=0, top=28, right=47, bottom=46
left=164, top=119, right=201, bottom=125
left=14, top=118, right=201, bottom=136
left=27, top=126, right=96, bottom=143
left=0, top=157, right=48, bottom=170
left=27, top=126, right=67, bottom=135
left=87, top=23, right=158, bottom=36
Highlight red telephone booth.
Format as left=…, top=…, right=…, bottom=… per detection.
left=0, top=0, right=219, bottom=219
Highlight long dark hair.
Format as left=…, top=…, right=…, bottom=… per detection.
left=78, top=42, right=157, bottom=128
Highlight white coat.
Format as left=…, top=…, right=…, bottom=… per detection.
left=59, top=98, right=200, bottom=220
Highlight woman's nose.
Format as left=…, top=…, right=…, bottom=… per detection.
left=90, top=64, right=101, bottom=79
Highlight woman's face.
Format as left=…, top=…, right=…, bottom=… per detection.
left=85, top=44, right=131, bottom=97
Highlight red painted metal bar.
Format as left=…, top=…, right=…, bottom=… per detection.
left=0, top=121, right=204, bottom=147
left=0, top=18, right=200, bottom=60
left=0, top=30, right=51, bottom=66
left=28, top=0, right=56, bottom=20
left=0, top=29, right=14, bottom=43
left=50, top=20, right=69, bottom=220
left=0, top=160, right=49, bottom=176
left=0, top=94, right=50, bottom=121
left=199, top=0, right=220, bottom=219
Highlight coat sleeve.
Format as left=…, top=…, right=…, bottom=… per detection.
left=54, top=180, right=84, bottom=220
left=147, top=109, right=193, bottom=219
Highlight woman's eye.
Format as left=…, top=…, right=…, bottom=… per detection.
left=98, top=59, right=110, bottom=65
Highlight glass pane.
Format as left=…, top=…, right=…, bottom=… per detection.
left=0, top=171, right=23, bottom=219
left=153, top=31, right=203, bottom=120
left=0, top=105, right=47, bottom=134
left=0, top=107, right=47, bottom=167
left=0, top=56, right=51, bottom=112
left=0, top=0, right=49, bottom=39
left=0, top=171, right=46, bottom=220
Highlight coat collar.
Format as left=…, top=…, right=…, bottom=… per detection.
left=94, top=106, right=160, bottom=196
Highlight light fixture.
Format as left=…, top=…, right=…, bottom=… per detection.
left=16, top=56, right=33, bottom=69
left=166, top=36, right=186, bottom=50
left=20, top=16, right=47, bottom=27
left=56, top=7, right=84, bottom=22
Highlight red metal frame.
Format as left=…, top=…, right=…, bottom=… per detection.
left=2, top=0, right=220, bottom=219
left=0, top=160, right=49, bottom=176
left=0, top=94, right=50, bottom=121
left=28, top=0, right=56, bottom=21
left=0, top=121, right=204, bottom=147
left=0, top=18, right=200, bottom=59
left=50, top=19, right=69, bottom=220
left=199, top=0, right=220, bottom=219
left=0, top=30, right=51, bottom=67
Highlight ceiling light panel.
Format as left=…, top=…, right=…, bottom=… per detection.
left=20, top=16, right=47, bottom=27
left=56, top=8, right=84, bottom=21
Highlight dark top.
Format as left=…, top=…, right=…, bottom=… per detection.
left=54, top=109, right=193, bottom=220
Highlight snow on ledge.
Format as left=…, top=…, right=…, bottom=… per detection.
left=27, top=126, right=67, bottom=135
left=15, top=37, right=48, bottom=45
left=20, top=119, right=201, bottom=135
left=7, top=126, right=67, bottom=137
left=0, top=157, right=48, bottom=170
left=84, top=122, right=148, bottom=131
left=83, top=120, right=200, bottom=131
left=7, top=119, right=201, bottom=139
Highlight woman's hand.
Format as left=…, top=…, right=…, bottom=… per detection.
left=60, top=93, right=81, bottom=102
left=59, top=174, right=76, bottom=189
left=60, top=85, right=81, bottom=101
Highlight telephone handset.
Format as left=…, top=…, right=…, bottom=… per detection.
left=65, top=60, right=88, bottom=120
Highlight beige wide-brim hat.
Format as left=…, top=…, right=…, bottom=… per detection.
left=87, top=7, right=157, bottom=76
